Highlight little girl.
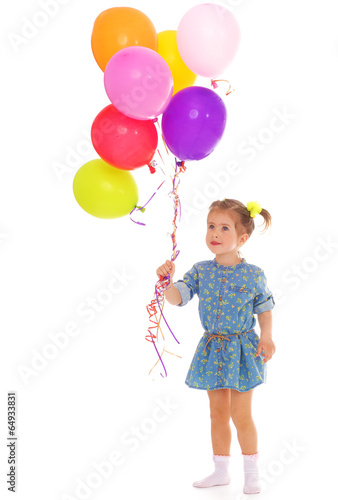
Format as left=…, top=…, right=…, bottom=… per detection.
left=156, top=198, right=276, bottom=494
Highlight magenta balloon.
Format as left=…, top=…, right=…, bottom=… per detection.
left=104, top=46, right=173, bottom=120
left=161, top=86, right=227, bottom=161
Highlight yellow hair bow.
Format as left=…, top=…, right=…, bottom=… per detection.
left=246, top=201, right=262, bottom=218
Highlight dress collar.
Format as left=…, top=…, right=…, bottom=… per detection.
left=212, top=257, right=246, bottom=270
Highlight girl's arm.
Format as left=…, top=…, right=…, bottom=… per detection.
left=256, top=310, right=276, bottom=362
left=164, top=282, right=182, bottom=305
left=257, top=310, right=273, bottom=339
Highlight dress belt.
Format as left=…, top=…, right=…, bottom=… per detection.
left=203, top=328, right=255, bottom=354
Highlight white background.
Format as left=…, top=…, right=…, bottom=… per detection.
left=1, top=0, right=338, bottom=498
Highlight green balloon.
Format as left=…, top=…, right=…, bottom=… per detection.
left=73, top=159, right=138, bottom=219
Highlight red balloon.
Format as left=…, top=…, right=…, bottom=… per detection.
left=91, top=105, right=158, bottom=170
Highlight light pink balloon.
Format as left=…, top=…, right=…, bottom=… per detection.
left=177, top=4, right=240, bottom=78
left=104, top=46, right=173, bottom=121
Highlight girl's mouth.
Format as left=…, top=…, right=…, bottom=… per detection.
left=211, top=242, right=221, bottom=246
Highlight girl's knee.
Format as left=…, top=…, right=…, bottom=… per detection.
left=210, top=407, right=231, bottom=422
left=230, top=412, right=254, bottom=429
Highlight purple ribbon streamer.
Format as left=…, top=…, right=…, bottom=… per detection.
left=151, top=277, right=180, bottom=378
left=150, top=332, right=168, bottom=379
left=129, top=180, right=166, bottom=226
left=155, top=278, right=180, bottom=345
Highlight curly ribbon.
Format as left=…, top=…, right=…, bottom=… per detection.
left=129, top=115, right=186, bottom=377
left=145, top=157, right=186, bottom=378
left=169, top=159, right=186, bottom=261
left=211, top=79, right=234, bottom=95
left=145, top=276, right=181, bottom=378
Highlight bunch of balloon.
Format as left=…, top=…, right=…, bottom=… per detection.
left=73, top=6, right=174, bottom=220
left=71, top=4, right=241, bottom=379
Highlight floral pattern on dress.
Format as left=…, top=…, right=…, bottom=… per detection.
left=173, top=258, right=275, bottom=392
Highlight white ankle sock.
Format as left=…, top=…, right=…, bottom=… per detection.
left=193, top=455, right=231, bottom=488
left=243, top=452, right=261, bottom=494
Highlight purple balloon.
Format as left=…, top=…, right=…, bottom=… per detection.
left=161, top=86, right=227, bottom=161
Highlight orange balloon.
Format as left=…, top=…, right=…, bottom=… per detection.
left=91, top=7, right=157, bottom=72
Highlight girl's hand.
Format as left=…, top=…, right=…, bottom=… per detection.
left=256, top=338, right=276, bottom=363
left=156, top=260, right=175, bottom=281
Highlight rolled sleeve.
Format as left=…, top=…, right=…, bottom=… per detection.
left=253, top=270, right=275, bottom=315
left=173, top=265, right=199, bottom=307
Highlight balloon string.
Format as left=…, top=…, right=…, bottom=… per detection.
left=129, top=118, right=176, bottom=226
left=211, top=79, right=234, bottom=95
left=169, top=159, right=186, bottom=261
left=129, top=180, right=166, bottom=226
left=154, top=122, right=185, bottom=263
left=145, top=157, right=186, bottom=378
left=155, top=120, right=177, bottom=172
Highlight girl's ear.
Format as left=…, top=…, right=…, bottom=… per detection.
left=240, top=233, right=249, bottom=245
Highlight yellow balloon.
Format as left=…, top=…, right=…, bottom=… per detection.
left=157, top=30, right=197, bottom=95
left=73, top=159, right=138, bottom=219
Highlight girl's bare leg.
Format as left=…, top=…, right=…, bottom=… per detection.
left=192, top=389, right=231, bottom=488
left=207, top=388, right=231, bottom=455
left=230, top=388, right=257, bottom=454
left=230, top=388, right=261, bottom=493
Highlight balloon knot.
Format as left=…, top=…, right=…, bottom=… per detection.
left=211, top=80, right=219, bottom=89
left=149, top=160, right=157, bottom=174
left=135, top=205, right=146, bottom=213
left=175, top=159, right=186, bottom=172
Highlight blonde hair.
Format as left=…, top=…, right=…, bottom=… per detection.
left=208, top=199, right=272, bottom=238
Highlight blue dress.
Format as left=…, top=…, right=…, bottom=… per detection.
left=173, top=257, right=275, bottom=392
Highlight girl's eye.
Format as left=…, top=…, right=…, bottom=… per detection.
left=208, top=225, right=228, bottom=230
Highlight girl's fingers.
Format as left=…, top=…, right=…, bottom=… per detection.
left=259, top=348, right=275, bottom=363
left=256, top=343, right=275, bottom=359
left=157, top=267, right=173, bottom=277
left=156, top=261, right=175, bottom=279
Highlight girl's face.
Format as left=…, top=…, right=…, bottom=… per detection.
left=206, top=209, right=248, bottom=257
